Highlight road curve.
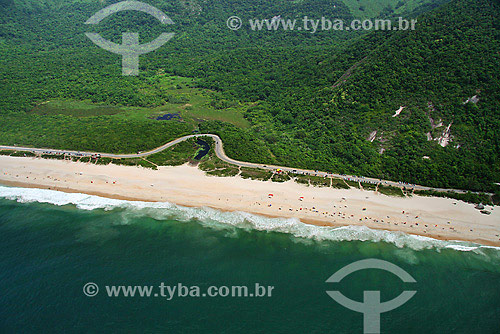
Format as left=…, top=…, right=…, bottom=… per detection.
left=0, top=134, right=484, bottom=195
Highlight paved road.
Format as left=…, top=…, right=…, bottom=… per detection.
left=0, top=134, right=484, bottom=195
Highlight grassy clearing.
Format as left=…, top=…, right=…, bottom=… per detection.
left=112, top=158, right=157, bottom=169
left=31, top=84, right=249, bottom=129
left=206, top=167, right=239, bottom=177
left=144, top=75, right=250, bottom=129
left=0, top=150, right=36, bottom=157
left=294, top=175, right=310, bottom=186
left=272, top=172, right=291, bottom=183
left=361, top=182, right=377, bottom=191
left=239, top=167, right=273, bottom=181
left=344, top=180, right=360, bottom=189
left=32, top=100, right=124, bottom=117
left=198, top=140, right=239, bottom=177
left=148, top=138, right=201, bottom=166
left=95, top=157, right=114, bottom=165
left=293, top=175, right=336, bottom=188
left=309, top=175, right=331, bottom=188
left=41, top=154, right=65, bottom=160
left=331, top=178, right=350, bottom=189
left=20, top=75, right=249, bottom=155
left=378, top=185, right=404, bottom=197
left=199, top=156, right=231, bottom=172
left=414, top=190, right=493, bottom=205
left=10, top=151, right=36, bottom=157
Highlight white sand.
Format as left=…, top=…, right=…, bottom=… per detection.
left=1, top=155, right=499, bottom=246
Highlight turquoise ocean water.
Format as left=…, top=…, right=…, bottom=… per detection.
left=0, top=185, right=499, bottom=333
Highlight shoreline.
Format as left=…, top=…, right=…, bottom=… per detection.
left=1, top=156, right=499, bottom=246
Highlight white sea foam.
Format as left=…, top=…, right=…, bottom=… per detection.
left=444, top=245, right=480, bottom=252
left=0, top=185, right=499, bottom=253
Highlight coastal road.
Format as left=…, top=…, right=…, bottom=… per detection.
left=0, top=134, right=481, bottom=195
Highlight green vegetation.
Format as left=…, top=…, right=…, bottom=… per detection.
left=292, top=175, right=350, bottom=188
left=198, top=141, right=240, bottom=177
left=493, top=193, right=500, bottom=206
left=197, top=0, right=500, bottom=193
left=361, top=182, right=377, bottom=191
left=155, top=76, right=250, bottom=129
left=112, top=158, right=157, bottom=169
left=148, top=138, right=199, bottom=166
left=32, top=100, right=123, bottom=117
left=0, top=150, right=36, bottom=157
left=331, top=178, right=351, bottom=190
left=272, top=173, right=291, bottom=183
left=41, top=154, right=65, bottom=160
left=240, top=167, right=273, bottom=181
left=308, top=176, right=331, bottom=188
left=0, top=113, right=191, bottom=154
left=95, top=157, right=114, bottom=165
left=27, top=77, right=250, bottom=127
left=0, top=0, right=498, bottom=194
left=206, top=167, right=239, bottom=177
left=378, top=185, right=405, bottom=197
left=9, top=151, right=36, bottom=157
left=198, top=155, right=231, bottom=172
left=345, top=180, right=360, bottom=189
left=414, top=190, right=494, bottom=205
left=342, top=0, right=448, bottom=18
left=294, top=175, right=311, bottom=186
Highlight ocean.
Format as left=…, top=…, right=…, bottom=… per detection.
left=0, top=185, right=499, bottom=333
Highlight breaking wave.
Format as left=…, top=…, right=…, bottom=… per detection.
left=0, top=185, right=498, bottom=254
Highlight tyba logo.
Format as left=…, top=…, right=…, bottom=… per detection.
left=326, top=259, right=417, bottom=334
left=85, top=1, right=174, bottom=75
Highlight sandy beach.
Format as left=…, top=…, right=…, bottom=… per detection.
left=0, top=155, right=499, bottom=246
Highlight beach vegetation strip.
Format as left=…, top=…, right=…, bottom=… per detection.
left=415, top=190, right=496, bottom=206
left=272, top=173, right=291, bottom=183
left=308, top=175, right=332, bottom=188
left=378, top=185, right=405, bottom=197
left=0, top=150, right=36, bottom=157
left=147, top=138, right=204, bottom=167
left=240, top=167, right=273, bottom=181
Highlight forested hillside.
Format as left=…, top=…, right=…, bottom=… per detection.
left=342, top=0, right=448, bottom=18
left=325, top=0, right=500, bottom=191
left=0, top=0, right=498, bottom=193
left=195, top=0, right=500, bottom=192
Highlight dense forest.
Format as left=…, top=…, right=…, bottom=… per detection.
left=0, top=0, right=499, bottom=193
